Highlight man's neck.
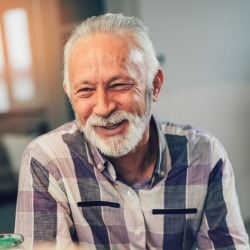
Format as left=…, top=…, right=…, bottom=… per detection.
left=108, top=122, right=158, bottom=186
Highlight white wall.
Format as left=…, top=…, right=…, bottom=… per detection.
left=137, top=0, right=250, bottom=220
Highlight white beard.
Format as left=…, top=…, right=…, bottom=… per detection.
left=77, top=109, right=151, bottom=157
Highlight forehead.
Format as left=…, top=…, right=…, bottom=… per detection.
left=69, top=32, right=144, bottom=67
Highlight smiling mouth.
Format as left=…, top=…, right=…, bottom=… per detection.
left=100, top=121, right=124, bottom=130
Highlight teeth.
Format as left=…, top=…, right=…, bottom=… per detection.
left=102, top=122, right=122, bottom=129
left=105, top=124, right=118, bottom=129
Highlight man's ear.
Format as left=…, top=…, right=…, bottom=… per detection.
left=152, top=69, right=164, bottom=102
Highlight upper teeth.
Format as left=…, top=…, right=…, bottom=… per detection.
left=106, top=124, right=117, bottom=128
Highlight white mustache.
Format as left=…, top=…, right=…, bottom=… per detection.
left=86, top=110, right=131, bottom=127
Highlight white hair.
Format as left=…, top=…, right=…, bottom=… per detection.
left=63, top=13, right=159, bottom=96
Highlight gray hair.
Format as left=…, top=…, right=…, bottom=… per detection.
left=63, top=13, right=159, bottom=96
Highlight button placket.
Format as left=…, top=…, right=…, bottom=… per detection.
left=134, top=227, right=142, bottom=235
left=127, top=189, right=132, bottom=197
left=117, top=185, right=146, bottom=248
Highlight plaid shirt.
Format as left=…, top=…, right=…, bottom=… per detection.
left=15, top=117, right=249, bottom=250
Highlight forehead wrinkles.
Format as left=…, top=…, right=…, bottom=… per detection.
left=69, top=34, right=132, bottom=64
left=69, top=47, right=132, bottom=84
left=68, top=34, right=146, bottom=83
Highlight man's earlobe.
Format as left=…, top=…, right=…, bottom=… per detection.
left=153, top=69, right=164, bottom=102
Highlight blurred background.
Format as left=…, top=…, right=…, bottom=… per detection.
left=0, top=0, right=249, bottom=236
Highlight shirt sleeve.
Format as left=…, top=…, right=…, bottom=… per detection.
left=14, top=145, right=77, bottom=250
left=196, top=140, right=249, bottom=249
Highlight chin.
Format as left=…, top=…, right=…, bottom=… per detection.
left=90, top=134, right=138, bottom=158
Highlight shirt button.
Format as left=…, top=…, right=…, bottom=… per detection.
left=97, top=163, right=102, bottom=170
left=134, top=228, right=141, bottom=235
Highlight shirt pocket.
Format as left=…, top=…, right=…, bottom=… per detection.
left=152, top=208, right=197, bottom=215
left=77, top=200, right=123, bottom=226
left=77, top=201, right=120, bottom=208
left=152, top=207, right=198, bottom=220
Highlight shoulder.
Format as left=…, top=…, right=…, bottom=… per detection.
left=158, top=119, right=222, bottom=144
left=20, top=120, right=91, bottom=182
left=23, top=120, right=84, bottom=162
left=156, top=119, right=227, bottom=165
left=28, top=120, right=78, bottom=145
left=157, top=119, right=210, bottom=137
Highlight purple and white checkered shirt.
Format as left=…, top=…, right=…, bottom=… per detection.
left=15, top=117, right=249, bottom=249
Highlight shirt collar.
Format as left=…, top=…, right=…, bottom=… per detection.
left=150, top=116, right=169, bottom=187
left=87, top=141, right=107, bottom=171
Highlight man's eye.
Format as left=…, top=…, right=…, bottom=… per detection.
left=109, top=83, right=133, bottom=92
left=78, top=87, right=94, bottom=92
left=76, top=87, right=95, bottom=97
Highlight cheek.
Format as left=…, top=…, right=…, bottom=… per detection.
left=122, top=92, right=147, bottom=117
left=72, top=98, right=93, bottom=125
left=131, top=89, right=148, bottom=114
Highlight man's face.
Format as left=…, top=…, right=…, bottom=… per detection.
left=68, top=33, right=153, bottom=157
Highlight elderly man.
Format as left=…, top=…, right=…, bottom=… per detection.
left=15, top=13, right=249, bottom=249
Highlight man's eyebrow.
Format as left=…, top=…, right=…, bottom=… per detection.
left=108, top=74, right=134, bottom=82
left=73, top=72, right=134, bottom=87
left=74, top=80, right=94, bottom=87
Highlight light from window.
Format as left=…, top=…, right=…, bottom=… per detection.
left=0, top=79, right=10, bottom=112
left=12, top=75, right=34, bottom=101
left=3, top=7, right=34, bottom=102
left=0, top=27, right=10, bottom=112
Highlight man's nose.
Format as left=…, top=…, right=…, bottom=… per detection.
left=93, top=90, right=117, bottom=117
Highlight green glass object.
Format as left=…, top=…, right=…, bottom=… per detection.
left=0, top=234, right=24, bottom=249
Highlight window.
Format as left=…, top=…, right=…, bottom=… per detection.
left=0, top=5, right=35, bottom=112
left=0, top=27, right=9, bottom=112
